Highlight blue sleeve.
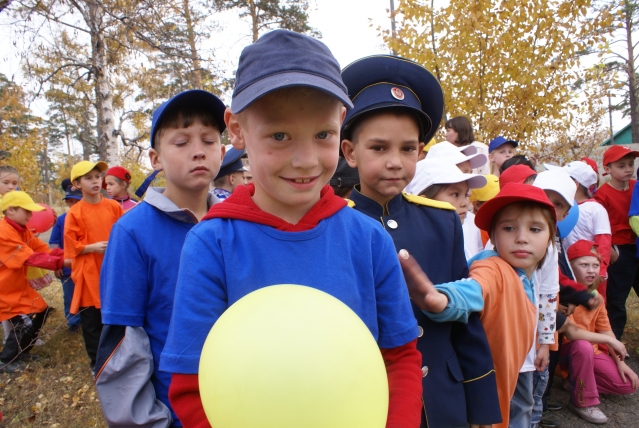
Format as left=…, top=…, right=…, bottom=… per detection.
left=373, top=232, right=419, bottom=348
left=100, top=223, right=148, bottom=327
left=423, top=278, right=484, bottom=323
left=630, top=184, right=639, bottom=217
left=160, top=228, right=228, bottom=374
left=49, top=216, right=63, bottom=246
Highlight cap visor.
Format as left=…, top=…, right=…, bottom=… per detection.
left=467, top=153, right=488, bottom=169
left=460, top=145, right=478, bottom=155
left=24, top=203, right=45, bottom=212
left=231, top=72, right=353, bottom=113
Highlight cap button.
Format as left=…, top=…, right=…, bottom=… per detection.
left=387, top=219, right=398, bottom=229
left=417, top=326, right=424, bottom=338
left=421, top=366, right=429, bottom=377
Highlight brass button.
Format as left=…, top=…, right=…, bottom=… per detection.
left=418, top=326, right=423, bottom=338
left=387, top=219, right=398, bottom=229
left=421, top=366, right=429, bottom=377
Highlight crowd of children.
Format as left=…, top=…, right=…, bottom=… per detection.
left=2, top=29, right=639, bottom=428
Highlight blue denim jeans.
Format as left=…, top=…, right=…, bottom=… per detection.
left=61, top=275, right=81, bottom=327
left=509, top=371, right=534, bottom=428
left=532, top=367, right=549, bottom=424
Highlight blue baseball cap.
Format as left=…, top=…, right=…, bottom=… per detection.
left=340, top=55, right=444, bottom=143
left=63, top=185, right=82, bottom=201
left=488, top=136, right=518, bottom=153
left=215, top=147, right=247, bottom=179
left=150, top=90, right=226, bottom=148
left=231, top=30, right=353, bottom=113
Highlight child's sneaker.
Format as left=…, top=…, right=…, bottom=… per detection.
left=0, top=360, right=26, bottom=373
left=18, top=353, right=40, bottom=362
left=567, top=402, right=607, bottom=424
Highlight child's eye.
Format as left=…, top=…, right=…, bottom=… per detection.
left=316, top=131, right=329, bottom=139
left=530, top=227, right=542, bottom=233
left=503, top=226, right=515, bottom=232
left=402, top=146, right=416, bottom=152
left=371, top=146, right=384, bottom=152
left=273, top=133, right=287, bottom=141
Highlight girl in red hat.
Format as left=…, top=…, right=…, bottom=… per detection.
left=104, top=166, right=138, bottom=211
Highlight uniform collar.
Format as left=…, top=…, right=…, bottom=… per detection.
left=143, top=187, right=219, bottom=224
left=349, top=186, right=405, bottom=217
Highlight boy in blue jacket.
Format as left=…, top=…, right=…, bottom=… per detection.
left=161, top=30, right=422, bottom=428
left=340, top=55, right=501, bottom=428
left=96, top=90, right=226, bottom=427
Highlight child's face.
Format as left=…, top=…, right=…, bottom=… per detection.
left=433, top=182, right=470, bottom=223
left=472, top=200, right=485, bottom=214
left=150, top=121, right=224, bottom=194
left=74, top=169, right=102, bottom=196
left=5, top=206, right=32, bottom=226
left=544, top=189, right=570, bottom=221
left=456, top=161, right=472, bottom=174
left=65, top=198, right=79, bottom=208
left=489, top=143, right=516, bottom=168
left=342, top=112, right=423, bottom=205
left=445, top=127, right=459, bottom=145
left=105, top=175, right=126, bottom=198
left=604, top=155, right=635, bottom=183
left=0, top=173, right=19, bottom=196
left=492, top=205, right=551, bottom=277
left=226, top=90, right=345, bottom=220
left=570, top=255, right=600, bottom=287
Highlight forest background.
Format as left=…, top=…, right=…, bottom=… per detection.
left=0, top=0, right=638, bottom=203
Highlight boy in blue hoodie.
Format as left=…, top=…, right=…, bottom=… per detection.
left=96, top=90, right=226, bottom=427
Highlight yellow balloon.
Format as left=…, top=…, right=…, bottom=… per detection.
left=199, top=284, right=388, bottom=428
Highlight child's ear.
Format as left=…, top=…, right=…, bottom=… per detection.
left=488, top=153, right=494, bottom=163
left=149, top=148, right=163, bottom=172
left=225, top=107, right=245, bottom=151
left=417, top=142, right=425, bottom=154
left=72, top=179, right=81, bottom=188
left=341, top=140, right=357, bottom=168
left=340, top=106, right=346, bottom=124
left=603, top=165, right=610, bottom=175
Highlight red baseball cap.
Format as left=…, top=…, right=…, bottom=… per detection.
left=566, top=239, right=600, bottom=261
left=474, top=183, right=557, bottom=232
left=104, top=166, right=132, bottom=183
left=602, top=145, right=639, bottom=167
left=499, top=164, right=537, bottom=188
left=581, top=157, right=599, bottom=175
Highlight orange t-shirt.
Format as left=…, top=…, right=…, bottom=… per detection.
left=470, top=256, right=537, bottom=428
left=566, top=303, right=612, bottom=355
left=64, top=197, right=123, bottom=313
left=0, top=218, right=50, bottom=320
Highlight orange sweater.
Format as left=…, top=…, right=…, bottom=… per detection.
left=470, top=256, right=537, bottom=428
left=0, top=218, right=50, bottom=320
left=64, top=197, right=122, bottom=313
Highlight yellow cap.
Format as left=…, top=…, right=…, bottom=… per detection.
left=423, top=138, right=437, bottom=153
left=71, top=160, right=108, bottom=183
left=470, top=174, right=500, bottom=202
left=0, top=191, right=45, bottom=212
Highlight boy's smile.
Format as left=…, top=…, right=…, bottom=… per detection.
left=342, top=112, right=422, bottom=207
left=226, top=89, right=345, bottom=224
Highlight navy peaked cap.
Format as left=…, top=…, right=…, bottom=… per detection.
left=215, top=147, right=246, bottom=179
left=231, top=30, right=353, bottom=113
left=150, top=90, right=226, bottom=148
left=341, top=55, right=444, bottom=143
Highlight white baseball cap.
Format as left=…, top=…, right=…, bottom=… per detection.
left=544, top=161, right=597, bottom=189
left=427, top=142, right=487, bottom=169
left=405, top=159, right=488, bottom=196
left=533, top=169, right=576, bottom=207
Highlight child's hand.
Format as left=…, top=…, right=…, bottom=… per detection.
left=398, top=249, right=448, bottom=313
left=607, top=337, right=627, bottom=361
left=588, top=293, right=604, bottom=310
left=617, top=361, right=639, bottom=388
left=90, top=241, right=108, bottom=254
left=558, top=303, right=576, bottom=316
left=535, top=344, right=550, bottom=372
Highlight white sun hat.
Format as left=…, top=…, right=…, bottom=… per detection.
left=533, top=169, right=577, bottom=207
left=544, top=161, right=597, bottom=189
left=405, top=158, right=488, bottom=196
left=427, top=142, right=487, bottom=169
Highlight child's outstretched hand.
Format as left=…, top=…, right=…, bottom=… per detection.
left=617, top=361, right=639, bottom=389
left=398, top=249, right=448, bottom=313
left=535, top=344, right=549, bottom=372
left=607, top=337, right=627, bottom=361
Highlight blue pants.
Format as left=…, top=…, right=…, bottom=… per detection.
left=509, top=371, right=534, bottom=428
left=61, top=275, right=81, bottom=328
left=606, top=244, right=639, bottom=339
left=532, top=367, right=549, bottom=424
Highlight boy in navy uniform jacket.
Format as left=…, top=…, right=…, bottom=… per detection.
left=161, top=31, right=423, bottom=427
left=341, top=55, right=501, bottom=428
left=96, top=90, right=227, bottom=427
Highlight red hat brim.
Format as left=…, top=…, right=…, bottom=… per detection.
left=475, top=183, right=557, bottom=232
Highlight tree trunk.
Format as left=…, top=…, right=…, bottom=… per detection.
left=182, top=0, right=202, bottom=89
left=89, top=3, right=118, bottom=164
left=249, top=0, right=259, bottom=43
left=625, top=0, right=639, bottom=144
